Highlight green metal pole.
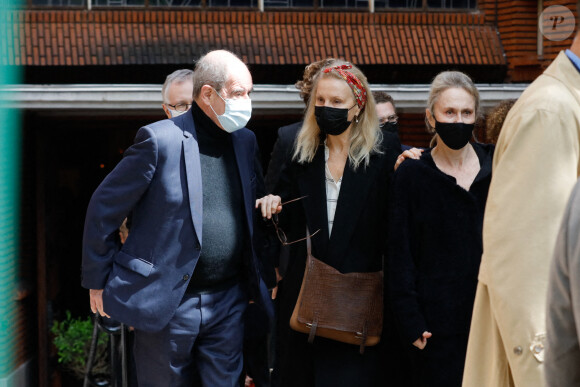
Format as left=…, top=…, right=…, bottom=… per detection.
left=0, top=0, right=21, bottom=383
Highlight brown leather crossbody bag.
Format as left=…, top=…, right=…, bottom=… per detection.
left=289, top=238, right=383, bottom=354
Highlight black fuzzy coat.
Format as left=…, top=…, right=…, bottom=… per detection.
left=388, top=142, right=494, bottom=387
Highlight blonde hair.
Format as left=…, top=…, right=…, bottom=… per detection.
left=425, top=71, right=480, bottom=146
left=293, top=61, right=382, bottom=170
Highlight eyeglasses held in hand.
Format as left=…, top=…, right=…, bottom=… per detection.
left=271, top=195, right=321, bottom=246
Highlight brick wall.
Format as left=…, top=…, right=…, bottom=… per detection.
left=490, top=0, right=578, bottom=82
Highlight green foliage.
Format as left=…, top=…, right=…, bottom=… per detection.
left=51, top=311, right=109, bottom=380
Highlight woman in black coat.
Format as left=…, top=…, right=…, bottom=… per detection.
left=257, top=61, right=400, bottom=387
left=388, top=71, right=494, bottom=387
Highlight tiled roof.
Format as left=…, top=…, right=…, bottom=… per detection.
left=3, top=10, right=506, bottom=67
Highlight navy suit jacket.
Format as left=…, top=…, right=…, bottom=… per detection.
left=82, top=110, right=273, bottom=332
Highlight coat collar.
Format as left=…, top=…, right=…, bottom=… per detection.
left=326, top=151, right=382, bottom=266
left=296, top=147, right=330, bottom=258
left=231, top=129, right=255, bottom=238
left=179, top=109, right=255, bottom=245
left=545, top=51, right=580, bottom=108
left=421, top=142, right=493, bottom=190
left=180, top=110, right=204, bottom=245
left=471, top=143, right=493, bottom=185
left=296, top=146, right=382, bottom=265
left=169, top=110, right=266, bottom=313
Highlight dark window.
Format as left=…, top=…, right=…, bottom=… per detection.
left=320, top=0, right=367, bottom=7
left=264, top=0, right=312, bottom=6
left=427, top=0, right=475, bottom=7
left=30, top=0, right=84, bottom=5
left=383, top=0, right=420, bottom=7
left=27, top=0, right=475, bottom=8
left=381, top=0, right=476, bottom=8
left=208, top=0, right=254, bottom=5
left=149, top=0, right=201, bottom=5
left=91, top=0, right=144, bottom=5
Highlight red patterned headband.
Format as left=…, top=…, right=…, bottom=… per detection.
left=323, top=64, right=367, bottom=109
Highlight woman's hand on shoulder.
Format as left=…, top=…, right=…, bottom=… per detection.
left=255, top=194, right=283, bottom=219
left=394, top=147, right=423, bottom=171
left=412, top=331, right=432, bottom=350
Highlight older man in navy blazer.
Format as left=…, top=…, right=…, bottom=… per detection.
left=82, top=50, right=272, bottom=386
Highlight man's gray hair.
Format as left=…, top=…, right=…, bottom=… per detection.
left=192, top=50, right=242, bottom=98
left=162, top=69, right=193, bottom=103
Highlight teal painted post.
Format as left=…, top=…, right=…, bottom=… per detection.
left=0, top=0, right=21, bottom=382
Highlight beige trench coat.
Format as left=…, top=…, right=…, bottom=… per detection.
left=463, top=51, right=580, bottom=387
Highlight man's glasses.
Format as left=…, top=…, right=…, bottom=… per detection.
left=271, top=196, right=320, bottom=246
left=166, top=103, right=192, bottom=112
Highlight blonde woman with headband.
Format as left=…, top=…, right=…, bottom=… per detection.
left=256, top=62, right=401, bottom=386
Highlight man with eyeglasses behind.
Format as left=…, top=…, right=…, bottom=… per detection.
left=373, top=91, right=398, bottom=132
left=373, top=91, right=411, bottom=151
left=374, top=91, right=425, bottom=171
left=161, top=68, right=194, bottom=119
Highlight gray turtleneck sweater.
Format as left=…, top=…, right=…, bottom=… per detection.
left=186, top=102, right=245, bottom=294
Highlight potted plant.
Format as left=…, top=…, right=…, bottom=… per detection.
left=51, top=311, right=109, bottom=383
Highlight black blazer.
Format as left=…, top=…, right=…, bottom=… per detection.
left=270, top=132, right=400, bottom=385
left=275, top=133, right=401, bottom=300
left=264, top=121, right=302, bottom=194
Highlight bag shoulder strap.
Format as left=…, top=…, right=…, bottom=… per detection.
left=306, top=227, right=312, bottom=256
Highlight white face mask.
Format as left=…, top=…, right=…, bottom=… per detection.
left=168, top=109, right=187, bottom=118
left=210, top=88, right=252, bottom=133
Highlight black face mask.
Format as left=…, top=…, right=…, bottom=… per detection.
left=315, top=105, right=354, bottom=136
left=434, top=120, right=474, bottom=150
left=380, top=121, right=399, bottom=134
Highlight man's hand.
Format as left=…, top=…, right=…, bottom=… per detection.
left=89, top=289, right=110, bottom=318
left=394, top=147, right=423, bottom=171
left=413, top=331, right=432, bottom=350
